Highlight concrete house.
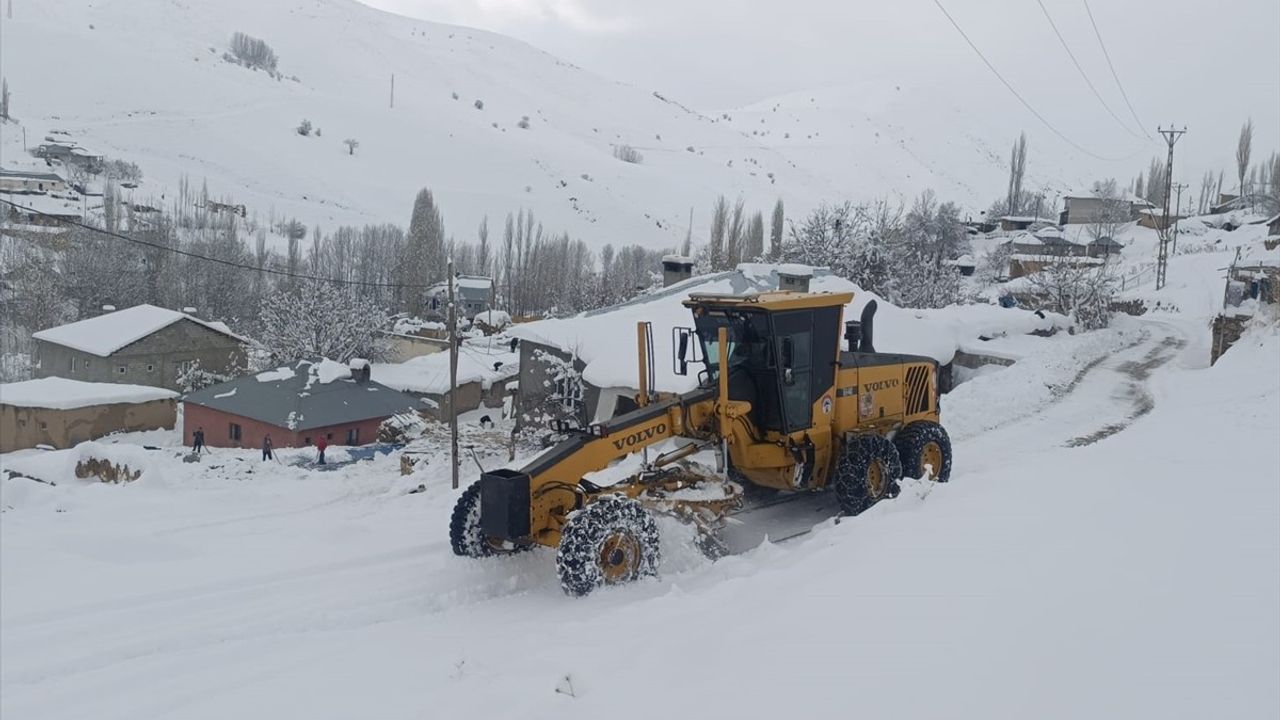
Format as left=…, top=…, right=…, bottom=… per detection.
left=0, top=377, right=178, bottom=451
left=373, top=347, right=518, bottom=420
left=1060, top=192, right=1154, bottom=225
left=183, top=359, right=420, bottom=449
left=32, top=304, right=248, bottom=392
left=0, top=168, right=68, bottom=194
left=426, top=275, right=492, bottom=318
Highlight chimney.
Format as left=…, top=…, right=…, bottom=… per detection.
left=661, top=254, right=695, bottom=287
left=776, top=264, right=813, bottom=293
left=349, top=358, right=371, bottom=383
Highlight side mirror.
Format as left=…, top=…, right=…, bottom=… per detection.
left=781, top=337, right=795, bottom=386
left=672, top=327, right=693, bottom=376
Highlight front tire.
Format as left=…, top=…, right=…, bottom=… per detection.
left=894, top=421, right=953, bottom=482
left=556, top=495, right=660, bottom=596
left=450, top=480, right=525, bottom=557
left=832, top=434, right=903, bottom=516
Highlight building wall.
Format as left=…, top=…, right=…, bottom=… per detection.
left=0, top=398, right=176, bottom=452
left=34, top=319, right=245, bottom=392
left=181, top=403, right=390, bottom=450
left=515, top=340, right=592, bottom=429
left=0, top=175, right=68, bottom=194
left=382, top=334, right=448, bottom=363
left=420, top=381, right=483, bottom=421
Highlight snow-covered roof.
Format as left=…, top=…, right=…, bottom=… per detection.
left=1034, top=226, right=1063, bottom=239
left=32, top=304, right=248, bottom=357
left=776, top=263, right=815, bottom=278
left=372, top=345, right=518, bottom=395
left=456, top=275, right=493, bottom=290
left=662, top=254, right=695, bottom=265
left=0, top=377, right=178, bottom=410
left=0, top=168, right=66, bottom=182
left=184, top=359, right=417, bottom=430
left=473, top=309, right=511, bottom=327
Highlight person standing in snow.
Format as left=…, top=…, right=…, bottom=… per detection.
left=192, top=427, right=205, bottom=454
left=262, top=434, right=274, bottom=462
left=315, top=436, right=328, bottom=465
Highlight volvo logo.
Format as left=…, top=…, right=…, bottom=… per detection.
left=611, top=422, right=667, bottom=450
left=862, top=379, right=900, bottom=393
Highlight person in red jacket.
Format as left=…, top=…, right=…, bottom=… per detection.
left=315, top=436, right=328, bottom=465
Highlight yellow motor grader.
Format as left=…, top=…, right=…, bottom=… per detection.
left=450, top=290, right=952, bottom=595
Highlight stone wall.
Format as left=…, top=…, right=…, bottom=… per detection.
left=0, top=398, right=176, bottom=452
left=1211, top=314, right=1250, bottom=365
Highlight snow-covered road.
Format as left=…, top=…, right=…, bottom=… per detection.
left=2, top=316, right=1277, bottom=719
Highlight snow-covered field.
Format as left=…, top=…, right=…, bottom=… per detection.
left=3, top=303, right=1276, bottom=718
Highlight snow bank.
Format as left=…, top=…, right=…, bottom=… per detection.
left=0, top=377, right=178, bottom=410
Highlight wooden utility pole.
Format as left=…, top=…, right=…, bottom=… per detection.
left=1155, top=126, right=1186, bottom=291
left=447, top=260, right=460, bottom=489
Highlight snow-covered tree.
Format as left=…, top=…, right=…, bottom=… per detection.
left=343, top=138, right=359, bottom=155
left=1, top=77, right=9, bottom=119
left=745, top=211, right=765, bottom=261
left=1236, top=118, right=1253, bottom=199
left=707, top=196, right=729, bottom=271
left=400, top=188, right=445, bottom=314
left=1086, top=178, right=1130, bottom=241
left=1006, top=132, right=1028, bottom=216
left=725, top=198, right=745, bottom=267
left=1027, top=262, right=1117, bottom=330
left=258, top=281, right=390, bottom=364
left=769, top=199, right=784, bottom=260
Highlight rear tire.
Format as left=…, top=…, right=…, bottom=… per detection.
left=450, top=480, right=526, bottom=557
left=832, top=434, right=903, bottom=516
left=556, top=495, right=660, bottom=596
left=894, top=421, right=953, bottom=482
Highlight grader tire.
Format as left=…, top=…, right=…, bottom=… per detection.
left=832, top=435, right=903, bottom=516
left=894, top=421, right=953, bottom=482
left=556, top=495, right=660, bottom=597
left=449, top=480, right=526, bottom=557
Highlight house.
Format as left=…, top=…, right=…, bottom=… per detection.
left=998, top=216, right=1049, bottom=232
left=1034, top=226, right=1087, bottom=257
left=426, top=275, right=492, bottom=318
left=944, top=255, right=977, bottom=277
left=32, top=304, right=248, bottom=392
left=0, top=168, right=68, bottom=194
left=662, top=255, right=695, bottom=287
left=1137, top=207, right=1181, bottom=231
left=1085, top=237, right=1125, bottom=259
left=183, top=359, right=420, bottom=448
left=0, top=377, right=178, bottom=451
left=373, top=346, right=519, bottom=420
left=1007, top=253, right=1104, bottom=279
left=1060, top=192, right=1154, bottom=225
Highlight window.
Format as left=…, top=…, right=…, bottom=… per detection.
left=69, top=358, right=76, bottom=373
left=40, top=422, right=47, bottom=431
left=229, top=423, right=242, bottom=441
left=346, top=427, right=359, bottom=445
left=117, top=365, right=127, bottom=375
left=326, top=432, right=333, bottom=440
left=84, top=359, right=90, bottom=369
left=146, top=363, right=155, bottom=372
left=304, top=437, right=312, bottom=446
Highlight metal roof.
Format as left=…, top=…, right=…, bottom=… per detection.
left=184, top=360, right=420, bottom=430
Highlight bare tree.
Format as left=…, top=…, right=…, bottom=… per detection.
left=343, top=138, right=359, bottom=155
left=1, top=77, right=9, bottom=119
left=1198, top=171, right=1216, bottom=215
left=770, top=199, right=784, bottom=260
left=612, top=144, right=643, bottom=164
left=745, top=211, right=765, bottom=261
left=476, top=216, right=490, bottom=277
left=1006, top=132, right=1028, bottom=216
left=707, top=196, right=728, bottom=271
left=229, top=32, right=279, bottom=73
left=296, top=119, right=312, bottom=136
left=1027, top=262, right=1118, bottom=330
left=725, top=198, right=745, bottom=267
left=1086, top=179, right=1130, bottom=241
left=1236, top=118, right=1253, bottom=200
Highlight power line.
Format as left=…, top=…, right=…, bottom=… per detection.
left=1082, top=0, right=1154, bottom=141
left=0, top=198, right=435, bottom=290
left=929, top=0, right=1133, bottom=162
left=1034, top=0, right=1148, bottom=142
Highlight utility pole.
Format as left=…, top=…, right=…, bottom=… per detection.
left=1170, top=182, right=1188, bottom=255
left=447, top=260, right=460, bottom=490
left=389, top=73, right=395, bottom=109
left=1154, top=126, right=1186, bottom=291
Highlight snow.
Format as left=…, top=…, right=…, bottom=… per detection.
left=254, top=366, right=295, bottom=383
left=310, top=359, right=353, bottom=386
left=455, top=277, right=493, bottom=290
left=373, top=344, right=519, bottom=395
left=1, top=309, right=1275, bottom=718
left=775, top=263, right=815, bottom=277
left=0, top=377, right=178, bottom=410
left=30, top=304, right=245, bottom=357
left=509, top=264, right=1066, bottom=392
left=212, top=387, right=237, bottom=399
left=473, top=309, right=511, bottom=328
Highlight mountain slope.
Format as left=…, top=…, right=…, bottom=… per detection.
left=1, top=0, right=836, bottom=249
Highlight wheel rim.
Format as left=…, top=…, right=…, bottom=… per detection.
left=867, top=460, right=884, bottom=498
left=598, top=532, right=641, bottom=583
left=921, top=442, right=943, bottom=480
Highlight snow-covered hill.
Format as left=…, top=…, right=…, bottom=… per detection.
left=1, top=0, right=845, bottom=250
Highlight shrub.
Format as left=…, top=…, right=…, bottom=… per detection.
left=613, top=144, right=643, bottom=164
left=474, top=99, right=484, bottom=110
left=297, top=119, right=312, bottom=136
left=517, top=115, right=530, bottom=129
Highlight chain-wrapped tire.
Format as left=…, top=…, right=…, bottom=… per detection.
left=450, top=480, right=527, bottom=557
left=556, top=495, right=660, bottom=597
left=894, top=421, right=953, bottom=482
left=832, top=434, right=904, bottom=516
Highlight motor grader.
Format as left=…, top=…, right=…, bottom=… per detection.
left=450, top=290, right=952, bottom=596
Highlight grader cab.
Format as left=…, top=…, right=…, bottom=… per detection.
left=450, top=290, right=952, bottom=596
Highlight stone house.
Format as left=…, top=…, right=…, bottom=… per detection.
left=0, top=377, right=177, bottom=451
left=1060, top=192, right=1153, bottom=225
left=183, top=359, right=420, bottom=449
left=0, top=168, right=68, bottom=194
left=32, top=304, right=248, bottom=392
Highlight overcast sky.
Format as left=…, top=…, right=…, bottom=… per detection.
left=358, top=0, right=1279, bottom=189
